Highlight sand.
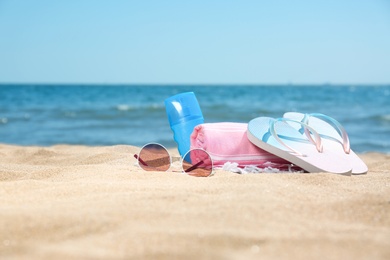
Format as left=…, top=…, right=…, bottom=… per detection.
left=0, top=144, right=389, bottom=259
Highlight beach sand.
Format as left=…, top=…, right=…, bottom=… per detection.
left=0, top=144, right=389, bottom=259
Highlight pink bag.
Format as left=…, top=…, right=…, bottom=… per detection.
left=190, top=122, right=293, bottom=168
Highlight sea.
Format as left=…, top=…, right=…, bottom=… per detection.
left=1, top=84, right=389, bottom=153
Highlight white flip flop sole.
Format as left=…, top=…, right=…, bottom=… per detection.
left=283, top=112, right=368, bottom=175
left=247, top=117, right=352, bottom=175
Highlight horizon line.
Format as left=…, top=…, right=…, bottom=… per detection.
left=1, top=82, right=390, bottom=87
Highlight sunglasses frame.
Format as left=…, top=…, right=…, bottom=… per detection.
left=134, top=142, right=214, bottom=177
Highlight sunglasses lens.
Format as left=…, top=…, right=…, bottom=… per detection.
left=138, top=143, right=170, bottom=171
left=182, top=149, right=213, bottom=177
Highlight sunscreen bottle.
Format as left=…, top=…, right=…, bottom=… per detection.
left=164, top=92, right=204, bottom=157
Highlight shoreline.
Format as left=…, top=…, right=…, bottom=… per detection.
left=1, top=144, right=389, bottom=259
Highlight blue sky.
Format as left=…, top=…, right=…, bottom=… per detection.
left=0, top=0, right=389, bottom=84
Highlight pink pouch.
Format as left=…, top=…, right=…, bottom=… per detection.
left=190, top=122, right=292, bottom=168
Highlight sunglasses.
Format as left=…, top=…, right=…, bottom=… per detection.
left=134, top=143, right=214, bottom=177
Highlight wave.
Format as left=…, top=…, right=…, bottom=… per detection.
left=115, top=103, right=164, bottom=112
left=116, top=104, right=135, bottom=111
left=380, top=114, right=390, bottom=122
left=361, top=114, right=390, bottom=123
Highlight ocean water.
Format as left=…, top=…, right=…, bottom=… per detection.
left=1, top=84, right=389, bottom=153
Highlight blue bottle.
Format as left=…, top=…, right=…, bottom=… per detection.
left=164, top=92, right=204, bottom=157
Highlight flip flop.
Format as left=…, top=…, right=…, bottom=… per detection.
left=247, top=117, right=352, bottom=175
left=283, top=112, right=368, bottom=175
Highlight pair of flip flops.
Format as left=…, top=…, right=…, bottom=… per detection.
left=247, top=112, right=368, bottom=175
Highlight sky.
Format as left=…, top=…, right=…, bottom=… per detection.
left=0, top=0, right=389, bottom=85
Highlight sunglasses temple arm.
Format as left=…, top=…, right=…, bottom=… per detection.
left=134, top=154, right=148, bottom=166
left=184, top=160, right=204, bottom=173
